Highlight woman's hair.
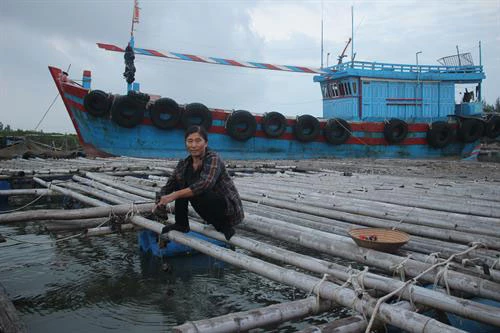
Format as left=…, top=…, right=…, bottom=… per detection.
left=184, top=125, right=208, bottom=141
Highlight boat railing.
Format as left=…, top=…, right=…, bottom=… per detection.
left=329, top=61, right=483, bottom=74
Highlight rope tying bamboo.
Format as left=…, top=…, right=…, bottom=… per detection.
left=308, top=273, right=329, bottom=314
left=391, top=255, right=412, bottom=281
left=461, top=257, right=481, bottom=266
left=491, top=257, right=500, bottom=270
left=182, top=321, right=201, bottom=333
left=351, top=266, right=370, bottom=300
left=424, top=252, right=440, bottom=263
left=365, top=243, right=483, bottom=333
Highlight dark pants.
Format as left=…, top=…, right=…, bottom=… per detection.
left=174, top=191, right=230, bottom=232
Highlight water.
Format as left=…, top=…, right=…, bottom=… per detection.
left=0, top=200, right=348, bottom=332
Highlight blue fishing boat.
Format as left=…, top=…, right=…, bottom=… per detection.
left=48, top=3, right=499, bottom=160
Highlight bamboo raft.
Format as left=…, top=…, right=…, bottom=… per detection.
left=1, top=156, right=499, bottom=332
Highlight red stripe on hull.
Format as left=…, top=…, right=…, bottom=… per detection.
left=65, top=95, right=431, bottom=145
left=62, top=83, right=88, bottom=99
left=48, top=66, right=86, bottom=147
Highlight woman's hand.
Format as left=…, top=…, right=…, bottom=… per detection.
left=153, top=193, right=177, bottom=212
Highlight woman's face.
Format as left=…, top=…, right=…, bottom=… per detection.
left=185, top=132, right=208, bottom=158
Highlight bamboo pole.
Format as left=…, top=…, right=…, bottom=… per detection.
left=239, top=192, right=500, bottom=249
left=84, top=172, right=155, bottom=199
left=0, top=283, right=28, bottom=333
left=85, top=224, right=135, bottom=236
left=0, top=202, right=154, bottom=224
left=72, top=175, right=147, bottom=202
left=43, top=217, right=109, bottom=231
left=270, top=170, right=500, bottom=202
left=33, top=177, right=106, bottom=207
left=243, top=203, right=500, bottom=275
left=131, top=216, right=464, bottom=333
left=55, top=180, right=134, bottom=205
left=0, top=189, right=54, bottom=196
left=237, top=183, right=500, bottom=232
left=261, top=169, right=500, bottom=202
left=238, top=213, right=500, bottom=301
left=184, top=218, right=500, bottom=327
left=236, top=176, right=500, bottom=219
left=296, top=315, right=366, bottom=333
left=172, top=296, right=334, bottom=333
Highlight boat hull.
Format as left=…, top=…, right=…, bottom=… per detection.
left=49, top=66, right=477, bottom=160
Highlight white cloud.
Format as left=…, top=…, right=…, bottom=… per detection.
left=0, top=0, right=499, bottom=133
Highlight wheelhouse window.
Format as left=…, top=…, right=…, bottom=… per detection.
left=322, top=80, right=356, bottom=99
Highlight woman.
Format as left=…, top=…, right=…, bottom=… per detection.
left=154, top=125, right=244, bottom=240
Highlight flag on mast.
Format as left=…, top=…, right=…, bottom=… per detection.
left=133, top=0, right=140, bottom=24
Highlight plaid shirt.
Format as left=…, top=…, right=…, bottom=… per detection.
left=159, top=149, right=244, bottom=226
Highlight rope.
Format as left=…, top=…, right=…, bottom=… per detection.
left=307, top=273, right=330, bottom=313
left=0, top=191, right=47, bottom=214
left=334, top=118, right=370, bottom=146
left=3, top=232, right=84, bottom=245
left=364, top=243, right=481, bottom=333
left=183, top=321, right=201, bottom=333
left=461, top=257, right=481, bottom=266
left=391, top=206, right=417, bottom=230
left=490, top=257, right=500, bottom=270
left=434, top=263, right=451, bottom=295
left=3, top=215, right=113, bottom=246
left=391, top=255, right=412, bottom=281
left=424, top=252, right=440, bottom=264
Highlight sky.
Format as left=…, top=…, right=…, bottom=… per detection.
left=1, top=0, right=499, bottom=134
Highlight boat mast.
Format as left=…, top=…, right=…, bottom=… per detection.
left=130, top=0, right=139, bottom=47
left=125, top=0, right=140, bottom=92
left=478, top=40, right=482, bottom=101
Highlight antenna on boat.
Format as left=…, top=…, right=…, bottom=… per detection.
left=351, top=6, right=354, bottom=64
left=320, top=1, right=324, bottom=68
left=455, top=45, right=462, bottom=66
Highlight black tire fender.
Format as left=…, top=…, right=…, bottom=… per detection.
left=225, top=110, right=257, bottom=141
left=383, top=118, right=409, bottom=144
left=458, top=118, right=485, bottom=143
left=110, top=94, right=146, bottom=128
left=427, top=121, right=453, bottom=148
left=484, top=115, right=500, bottom=139
left=323, top=118, right=351, bottom=145
left=149, top=98, right=180, bottom=129
left=181, top=103, right=212, bottom=130
left=294, top=115, right=320, bottom=142
left=83, top=90, right=113, bottom=117
left=262, top=111, right=287, bottom=138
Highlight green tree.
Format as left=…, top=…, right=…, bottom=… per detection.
left=494, top=97, right=500, bottom=113
left=483, top=101, right=494, bottom=113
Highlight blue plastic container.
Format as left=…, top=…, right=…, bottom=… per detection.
left=138, top=229, right=227, bottom=257
left=446, top=297, right=500, bottom=333
left=0, top=180, right=11, bottom=206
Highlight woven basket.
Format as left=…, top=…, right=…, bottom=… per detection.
left=348, top=228, right=410, bottom=253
